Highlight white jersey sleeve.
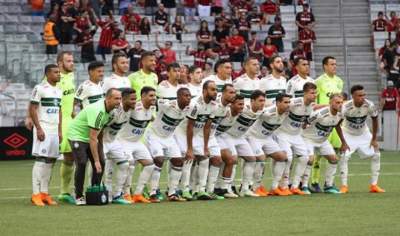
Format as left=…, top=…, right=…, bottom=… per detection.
left=259, top=75, right=287, bottom=105
left=157, top=80, right=181, bottom=100
left=341, top=99, right=378, bottom=136
left=303, top=106, right=342, bottom=143
left=249, top=105, right=288, bottom=138
left=75, top=80, right=104, bottom=108
left=102, top=74, right=131, bottom=93
left=278, top=97, right=313, bottom=135
left=286, top=75, right=314, bottom=98
left=226, top=104, right=263, bottom=137
left=233, top=74, right=259, bottom=101
left=102, top=106, right=131, bottom=143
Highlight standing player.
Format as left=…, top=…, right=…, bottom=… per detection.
left=187, top=65, right=204, bottom=97
left=74, top=61, right=105, bottom=110
left=117, top=87, right=157, bottom=203
left=203, top=59, right=233, bottom=93
left=246, top=93, right=291, bottom=196
left=310, top=56, right=343, bottom=193
left=302, top=94, right=344, bottom=194
left=102, top=53, right=131, bottom=92
left=286, top=57, right=314, bottom=98
left=275, top=82, right=317, bottom=195
left=259, top=55, right=287, bottom=106
left=30, top=64, right=62, bottom=206
left=233, top=57, right=260, bottom=102
left=128, top=51, right=158, bottom=96
left=145, top=88, right=192, bottom=202
left=338, top=85, right=384, bottom=193
left=157, top=62, right=183, bottom=100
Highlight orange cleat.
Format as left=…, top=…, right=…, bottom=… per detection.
left=41, top=193, right=57, bottom=205
left=132, top=194, right=151, bottom=203
left=31, top=193, right=45, bottom=206
left=370, top=185, right=385, bottom=193
left=123, top=193, right=133, bottom=204
left=270, top=188, right=289, bottom=196
left=340, top=185, right=349, bottom=194
left=254, top=186, right=269, bottom=197
left=290, top=188, right=305, bottom=195
left=279, top=187, right=293, bottom=195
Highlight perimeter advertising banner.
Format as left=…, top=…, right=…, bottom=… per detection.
left=0, top=127, right=33, bottom=160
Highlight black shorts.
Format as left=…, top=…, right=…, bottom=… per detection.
left=211, top=6, right=223, bottom=15
left=46, top=45, right=58, bottom=54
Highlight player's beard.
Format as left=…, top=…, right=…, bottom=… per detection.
left=62, top=64, right=74, bottom=73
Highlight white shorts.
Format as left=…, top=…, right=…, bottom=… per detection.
left=103, top=139, right=128, bottom=162
left=275, top=131, right=308, bottom=158
left=174, top=132, right=205, bottom=156
left=32, top=131, right=60, bottom=158
left=343, top=130, right=379, bottom=159
left=144, top=130, right=182, bottom=159
left=247, top=135, right=282, bottom=156
left=208, top=136, right=221, bottom=157
left=119, top=140, right=152, bottom=161
left=217, top=133, right=254, bottom=157
left=305, top=139, right=335, bottom=156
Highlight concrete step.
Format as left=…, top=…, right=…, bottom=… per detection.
left=346, top=37, right=370, bottom=46
left=314, top=37, right=344, bottom=46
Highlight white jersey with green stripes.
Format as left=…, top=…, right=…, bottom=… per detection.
left=248, top=105, right=288, bottom=139
left=233, top=73, right=260, bottom=102
left=103, top=105, right=131, bottom=143
left=75, top=80, right=104, bottom=108
left=259, top=74, right=287, bottom=105
left=303, top=106, right=342, bottom=143
left=157, top=80, right=186, bottom=100
left=286, top=74, right=314, bottom=98
left=278, top=97, right=314, bottom=135
left=226, top=103, right=263, bottom=138
left=203, top=74, right=232, bottom=93
left=187, top=83, right=202, bottom=98
left=341, top=99, right=378, bottom=136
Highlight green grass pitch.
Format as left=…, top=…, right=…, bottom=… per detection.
left=0, top=151, right=399, bottom=236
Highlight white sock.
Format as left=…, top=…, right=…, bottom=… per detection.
left=370, top=153, right=381, bottom=185
left=291, top=156, right=308, bottom=189
left=134, top=164, right=155, bottom=194
left=179, top=160, right=193, bottom=191
left=229, top=164, right=237, bottom=190
left=325, top=162, right=337, bottom=187
left=207, top=165, right=220, bottom=193
left=339, top=154, right=349, bottom=186
left=215, top=162, right=225, bottom=189
left=189, top=162, right=198, bottom=192
left=104, top=159, right=114, bottom=198
left=197, top=159, right=209, bottom=192
left=150, top=166, right=162, bottom=195
left=272, top=160, right=286, bottom=189
left=168, top=164, right=182, bottom=196
left=123, top=163, right=135, bottom=194
left=114, top=161, right=129, bottom=198
left=253, top=161, right=265, bottom=189
left=302, top=164, right=313, bottom=187
left=241, top=161, right=256, bottom=192
left=40, top=162, right=53, bottom=193
left=280, top=156, right=293, bottom=188
left=32, top=161, right=44, bottom=194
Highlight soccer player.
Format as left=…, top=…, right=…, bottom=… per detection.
left=187, top=65, right=204, bottom=97
left=338, top=85, right=385, bottom=193
left=144, top=87, right=192, bottom=202
left=275, top=82, right=317, bottom=195
left=74, top=61, right=105, bottom=110
left=233, top=57, right=260, bottom=102
left=310, top=56, right=343, bottom=193
left=175, top=80, right=218, bottom=200
left=246, top=93, right=291, bottom=196
left=157, top=62, right=183, bottom=100
left=259, top=55, right=287, bottom=106
left=128, top=51, right=158, bottom=96
left=30, top=64, right=62, bottom=206
left=103, top=88, right=137, bottom=205
left=202, top=59, right=233, bottom=93
left=286, top=57, right=314, bottom=98
left=67, top=88, right=122, bottom=205
left=302, top=94, right=344, bottom=194
left=102, top=52, right=131, bottom=92
left=117, top=87, right=157, bottom=203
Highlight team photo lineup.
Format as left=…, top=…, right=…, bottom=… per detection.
left=26, top=50, right=386, bottom=207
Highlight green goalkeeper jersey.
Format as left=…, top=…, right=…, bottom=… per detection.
left=315, top=73, right=343, bottom=105
left=57, top=72, right=75, bottom=120
left=128, top=69, right=158, bottom=99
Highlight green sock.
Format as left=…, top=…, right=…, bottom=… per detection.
left=311, top=156, right=322, bottom=184
left=60, top=161, right=74, bottom=194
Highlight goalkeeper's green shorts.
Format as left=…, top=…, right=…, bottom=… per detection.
left=328, top=129, right=341, bottom=149
left=60, top=117, right=72, bottom=153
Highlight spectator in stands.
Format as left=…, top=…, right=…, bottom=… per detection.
left=387, top=11, right=399, bottom=33
left=184, top=0, right=197, bottom=20
left=43, top=15, right=60, bottom=55
left=111, top=30, right=130, bottom=55
left=295, top=3, right=315, bottom=33
left=120, top=5, right=141, bottom=27
left=247, top=31, right=264, bottom=62
left=161, top=0, right=177, bottom=16
left=154, top=3, right=170, bottom=33
left=144, top=0, right=158, bottom=16
left=382, top=42, right=397, bottom=76
left=127, top=40, right=145, bottom=72
left=260, top=0, right=278, bottom=24
left=197, top=20, right=213, bottom=49
left=118, top=0, right=132, bottom=15
left=155, top=34, right=177, bottom=65
left=172, top=16, right=187, bottom=42
left=73, top=10, right=92, bottom=36
left=101, top=0, right=114, bottom=15
left=235, top=12, right=251, bottom=41
left=211, top=0, right=224, bottom=16
left=213, top=41, right=231, bottom=60
left=96, top=14, right=116, bottom=61
left=58, top=2, right=78, bottom=44
left=76, top=26, right=96, bottom=63
left=379, top=39, right=392, bottom=63
left=198, top=0, right=212, bottom=17
left=186, top=43, right=209, bottom=69
left=299, top=26, right=316, bottom=61
left=213, top=18, right=230, bottom=47
left=247, top=6, right=265, bottom=26
left=289, top=41, right=306, bottom=66
left=124, top=14, right=140, bottom=34
left=227, top=28, right=246, bottom=62
left=30, top=0, right=45, bottom=16
left=262, top=37, right=278, bottom=67
left=139, top=17, right=152, bottom=35
left=372, top=11, right=388, bottom=32
left=268, top=17, right=285, bottom=52
left=380, top=80, right=400, bottom=112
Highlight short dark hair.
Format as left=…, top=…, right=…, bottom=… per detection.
left=203, top=80, right=215, bottom=91
left=88, top=61, right=104, bottom=72
left=105, top=88, right=120, bottom=98
left=140, top=51, right=155, bottom=61
left=135, top=40, right=142, bottom=45
left=141, top=86, right=156, bottom=96
left=378, top=11, right=384, bottom=16
left=329, top=93, right=343, bottom=100
left=214, top=59, right=231, bottom=73
left=269, top=55, right=282, bottom=65
left=189, top=65, right=201, bottom=74
left=250, top=90, right=265, bottom=100
left=322, top=56, right=335, bottom=66
left=222, top=83, right=234, bottom=92
left=112, top=52, right=127, bottom=67
left=244, top=56, right=259, bottom=66
left=303, top=82, right=317, bottom=92
left=342, top=92, right=349, bottom=100
left=294, top=56, right=307, bottom=66
left=44, top=64, right=58, bottom=75
left=350, top=85, right=364, bottom=94
left=233, top=94, right=245, bottom=102
left=276, top=93, right=292, bottom=103
left=177, top=87, right=191, bottom=97
left=167, top=62, right=180, bottom=72
left=121, top=88, right=136, bottom=98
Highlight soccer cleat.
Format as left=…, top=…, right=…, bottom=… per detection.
left=31, top=194, right=45, bottom=206
left=209, top=192, right=224, bottom=200
left=340, top=185, right=349, bottom=194
left=197, top=191, right=212, bottom=200
left=123, top=193, right=133, bottom=203
left=370, top=185, right=385, bottom=193
left=132, top=194, right=151, bottom=203
left=112, top=195, right=131, bottom=205
left=220, top=189, right=239, bottom=198
left=324, top=186, right=341, bottom=194
left=290, top=188, right=306, bottom=195
left=181, top=190, right=193, bottom=201
left=270, top=188, right=289, bottom=196
left=239, top=189, right=259, bottom=197
left=231, top=185, right=239, bottom=195
left=155, top=189, right=165, bottom=201
left=57, top=193, right=76, bottom=204
left=279, top=187, right=293, bottom=196
left=149, top=194, right=161, bottom=203
left=254, top=186, right=269, bottom=197
left=168, top=193, right=187, bottom=202
left=75, top=197, right=86, bottom=206
left=309, top=183, right=322, bottom=193
left=41, top=193, right=57, bottom=205
left=301, top=186, right=312, bottom=195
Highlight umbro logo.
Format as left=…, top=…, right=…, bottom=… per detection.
left=4, top=133, right=28, bottom=149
